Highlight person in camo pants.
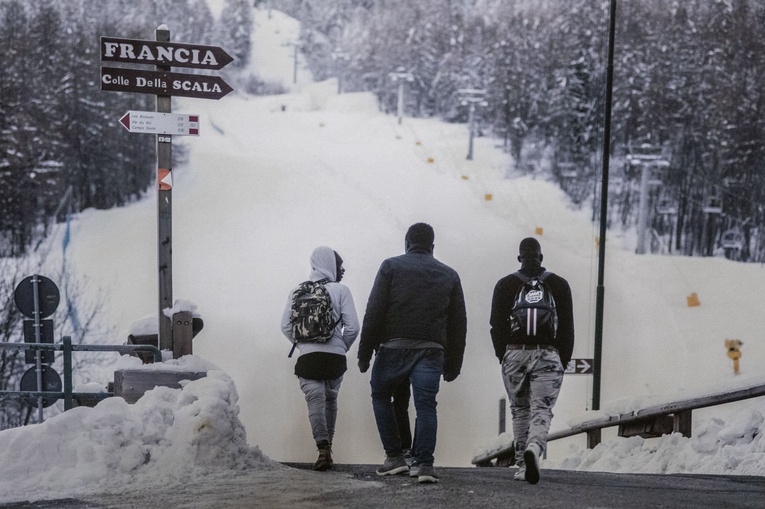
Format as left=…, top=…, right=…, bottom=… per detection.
left=489, top=238, right=574, bottom=484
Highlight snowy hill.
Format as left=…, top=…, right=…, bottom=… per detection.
left=2, top=7, right=764, bottom=503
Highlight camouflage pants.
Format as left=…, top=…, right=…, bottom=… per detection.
left=501, top=348, right=564, bottom=467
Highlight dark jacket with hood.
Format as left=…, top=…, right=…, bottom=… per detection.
left=357, top=244, right=467, bottom=377
left=489, top=263, right=574, bottom=369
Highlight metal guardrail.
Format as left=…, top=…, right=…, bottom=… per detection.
left=472, top=382, right=765, bottom=466
left=0, top=336, right=162, bottom=411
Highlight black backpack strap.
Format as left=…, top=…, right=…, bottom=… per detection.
left=511, top=271, right=529, bottom=283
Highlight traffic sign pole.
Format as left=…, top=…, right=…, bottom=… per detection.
left=32, top=276, right=44, bottom=422
left=156, top=25, right=173, bottom=353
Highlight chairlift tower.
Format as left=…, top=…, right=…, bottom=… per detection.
left=389, top=68, right=414, bottom=125
left=331, top=48, right=350, bottom=94
left=458, top=89, right=488, bottom=160
left=626, top=145, right=670, bottom=254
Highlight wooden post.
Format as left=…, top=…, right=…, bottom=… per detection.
left=499, top=397, right=506, bottom=435
left=172, top=311, right=194, bottom=358
left=673, top=410, right=692, bottom=438
left=156, top=26, right=173, bottom=354
left=586, top=429, right=602, bottom=449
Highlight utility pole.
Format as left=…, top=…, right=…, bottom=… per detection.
left=389, top=67, right=413, bottom=125
left=458, top=88, right=488, bottom=160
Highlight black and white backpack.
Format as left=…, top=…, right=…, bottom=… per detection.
left=508, top=271, right=558, bottom=340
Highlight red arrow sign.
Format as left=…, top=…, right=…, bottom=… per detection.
left=101, top=67, right=233, bottom=100
left=101, top=37, right=234, bottom=70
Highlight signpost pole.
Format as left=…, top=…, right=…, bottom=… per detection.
left=31, top=276, right=44, bottom=422
left=156, top=25, right=173, bottom=353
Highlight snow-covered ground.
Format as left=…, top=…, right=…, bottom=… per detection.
left=1, top=6, right=764, bottom=504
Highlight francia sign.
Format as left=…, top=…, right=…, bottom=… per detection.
left=100, top=37, right=234, bottom=70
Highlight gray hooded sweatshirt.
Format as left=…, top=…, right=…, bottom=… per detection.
left=280, top=246, right=360, bottom=356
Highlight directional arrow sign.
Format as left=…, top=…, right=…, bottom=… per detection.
left=101, top=67, right=233, bottom=100
left=119, top=111, right=200, bottom=136
left=565, top=358, right=594, bottom=374
left=101, top=37, right=234, bottom=70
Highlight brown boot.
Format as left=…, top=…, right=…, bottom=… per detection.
left=313, top=442, right=332, bottom=471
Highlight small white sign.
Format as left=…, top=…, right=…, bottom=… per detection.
left=119, top=111, right=200, bottom=136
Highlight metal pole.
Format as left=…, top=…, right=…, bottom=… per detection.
left=293, top=45, right=299, bottom=84
left=593, top=0, right=618, bottom=411
left=636, top=163, right=650, bottom=254
left=467, top=103, right=475, bottom=160
left=156, top=26, right=173, bottom=354
left=499, top=397, right=506, bottom=434
left=32, top=275, right=44, bottom=422
left=397, top=81, right=404, bottom=125
left=63, top=336, right=73, bottom=410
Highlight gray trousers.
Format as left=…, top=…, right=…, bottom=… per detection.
left=501, top=349, right=564, bottom=467
left=299, top=376, right=343, bottom=446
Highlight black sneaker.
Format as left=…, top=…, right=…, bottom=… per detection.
left=523, top=444, right=541, bottom=484
left=376, top=455, right=409, bottom=476
left=417, top=464, right=439, bottom=484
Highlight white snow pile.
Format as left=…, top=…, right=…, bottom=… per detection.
left=547, top=400, right=765, bottom=476
left=0, top=358, right=280, bottom=502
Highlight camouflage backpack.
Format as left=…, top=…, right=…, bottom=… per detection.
left=289, top=278, right=339, bottom=354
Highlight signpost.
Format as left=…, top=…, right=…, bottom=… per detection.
left=119, top=111, right=200, bottom=136
left=101, top=28, right=233, bottom=353
left=14, top=275, right=61, bottom=422
left=566, top=358, right=594, bottom=375
left=101, top=67, right=233, bottom=100
left=101, top=36, right=234, bottom=70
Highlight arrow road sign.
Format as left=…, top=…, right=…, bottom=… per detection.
left=565, top=358, right=594, bottom=374
left=120, top=111, right=200, bottom=136
left=101, top=37, right=234, bottom=70
left=101, top=67, right=233, bottom=100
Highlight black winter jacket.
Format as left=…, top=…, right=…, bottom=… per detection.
left=489, top=264, right=575, bottom=369
left=358, top=246, right=467, bottom=376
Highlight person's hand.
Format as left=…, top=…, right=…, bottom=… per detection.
left=358, top=360, right=370, bottom=373
left=443, top=371, right=458, bottom=382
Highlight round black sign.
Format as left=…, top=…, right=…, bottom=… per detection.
left=20, top=365, right=62, bottom=408
left=14, top=275, right=60, bottom=319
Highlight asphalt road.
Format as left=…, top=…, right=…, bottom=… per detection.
left=3, top=464, right=763, bottom=509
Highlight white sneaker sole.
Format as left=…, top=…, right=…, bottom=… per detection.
left=418, top=474, right=438, bottom=484
left=376, top=465, right=409, bottom=476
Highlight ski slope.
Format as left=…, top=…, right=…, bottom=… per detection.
left=58, top=8, right=765, bottom=469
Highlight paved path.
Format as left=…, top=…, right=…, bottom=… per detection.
left=3, top=464, right=763, bottom=508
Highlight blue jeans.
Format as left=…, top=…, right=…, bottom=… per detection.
left=371, top=348, right=444, bottom=466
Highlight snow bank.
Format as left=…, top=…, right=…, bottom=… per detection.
left=0, top=363, right=279, bottom=502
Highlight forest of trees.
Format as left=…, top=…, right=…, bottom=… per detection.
left=276, top=0, right=765, bottom=261
left=0, top=0, right=254, bottom=258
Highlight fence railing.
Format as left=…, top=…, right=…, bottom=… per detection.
left=472, top=382, right=765, bottom=466
left=0, top=336, right=162, bottom=411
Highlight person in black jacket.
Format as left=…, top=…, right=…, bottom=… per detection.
left=490, top=237, right=574, bottom=485
left=358, top=223, right=467, bottom=484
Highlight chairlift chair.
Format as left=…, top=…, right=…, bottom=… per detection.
left=720, top=229, right=744, bottom=251
left=703, top=197, right=723, bottom=214
left=657, top=199, right=677, bottom=215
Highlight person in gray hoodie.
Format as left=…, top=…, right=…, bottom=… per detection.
left=281, top=246, right=360, bottom=470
